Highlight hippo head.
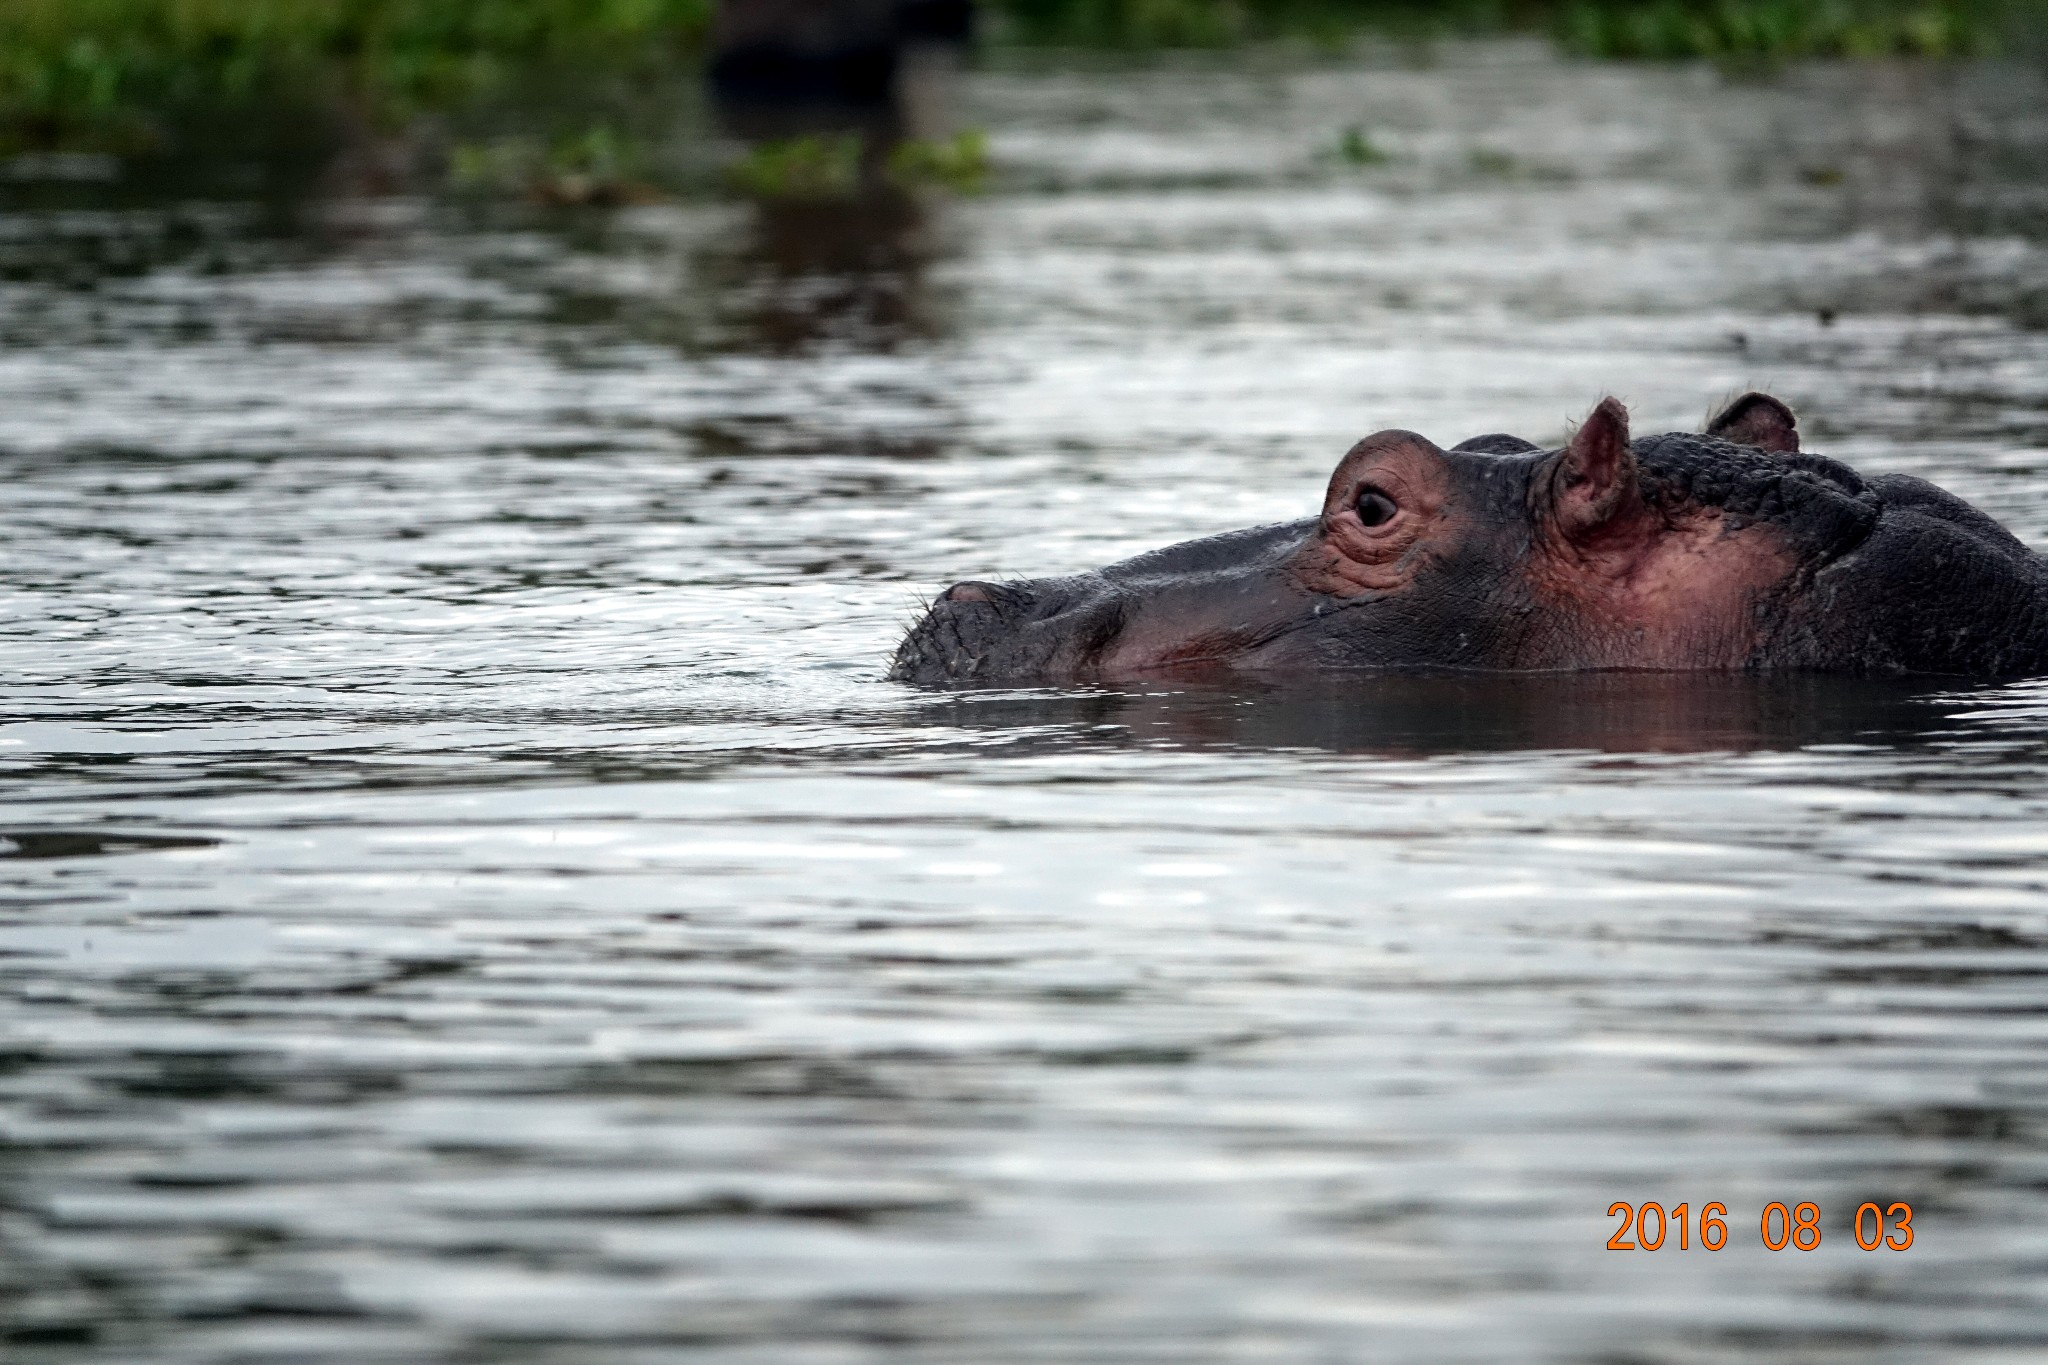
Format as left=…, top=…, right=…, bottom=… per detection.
left=891, top=394, right=2048, bottom=683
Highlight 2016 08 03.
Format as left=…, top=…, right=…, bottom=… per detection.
left=1606, top=1201, right=1914, bottom=1251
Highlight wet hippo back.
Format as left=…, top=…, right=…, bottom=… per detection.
left=1771, top=473, right=2048, bottom=676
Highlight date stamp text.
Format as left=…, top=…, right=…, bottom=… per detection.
left=1606, top=1201, right=1914, bottom=1251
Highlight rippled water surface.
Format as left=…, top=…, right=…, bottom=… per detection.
left=6, top=43, right=2048, bottom=1363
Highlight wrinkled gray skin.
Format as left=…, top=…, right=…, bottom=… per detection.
left=890, top=394, right=2048, bottom=684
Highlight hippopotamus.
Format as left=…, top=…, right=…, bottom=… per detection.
left=891, top=394, right=2048, bottom=683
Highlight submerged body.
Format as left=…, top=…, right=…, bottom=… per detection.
left=892, top=394, right=2048, bottom=684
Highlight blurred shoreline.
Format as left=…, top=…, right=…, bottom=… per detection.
left=1, top=0, right=2041, bottom=202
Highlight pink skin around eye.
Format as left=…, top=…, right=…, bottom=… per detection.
left=1292, top=440, right=1449, bottom=596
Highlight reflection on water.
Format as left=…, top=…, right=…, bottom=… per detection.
left=727, top=191, right=945, bottom=353
left=912, top=673, right=1988, bottom=756
left=3, top=41, right=2048, bottom=1365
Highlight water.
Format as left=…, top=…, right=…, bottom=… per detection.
left=5, top=42, right=2048, bottom=1363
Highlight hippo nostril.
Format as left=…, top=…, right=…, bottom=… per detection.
left=943, top=581, right=995, bottom=604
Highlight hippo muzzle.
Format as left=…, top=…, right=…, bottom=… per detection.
left=891, top=517, right=1337, bottom=684
left=892, top=576, right=1122, bottom=683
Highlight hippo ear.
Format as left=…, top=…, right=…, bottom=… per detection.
left=1549, top=396, right=1640, bottom=541
left=1705, top=391, right=1800, bottom=453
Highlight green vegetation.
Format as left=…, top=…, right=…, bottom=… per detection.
left=981, top=0, right=2028, bottom=54
left=725, top=129, right=990, bottom=200
left=0, top=0, right=710, bottom=157
left=449, top=124, right=664, bottom=204
left=725, top=133, right=866, bottom=201
left=0, top=0, right=2038, bottom=187
left=1336, top=124, right=1388, bottom=165
left=1557, top=0, right=2005, bottom=58
left=886, top=128, right=990, bottom=193
left=988, top=0, right=1514, bottom=47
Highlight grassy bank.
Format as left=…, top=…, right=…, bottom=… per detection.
left=988, top=0, right=2020, bottom=54
left=1556, top=0, right=2008, bottom=58
left=0, top=0, right=2035, bottom=165
left=0, top=0, right=711, bottom=158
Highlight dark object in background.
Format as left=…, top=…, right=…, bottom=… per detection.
left=707, top=0, right=966, bottom=355
left=710, top=0, right=975, bottom=137
left=894, top=393, right=2048, bottom=683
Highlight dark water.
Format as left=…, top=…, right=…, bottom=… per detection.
left=6, top=43, right=2048, bottom=1363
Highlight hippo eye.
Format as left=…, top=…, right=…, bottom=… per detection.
left=1355, top=486, right=1399, bottom=528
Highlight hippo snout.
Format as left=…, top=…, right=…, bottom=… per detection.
left=890, top=577, right=1130, bottom=684
left=890, top=580, right=1044, bottom=684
